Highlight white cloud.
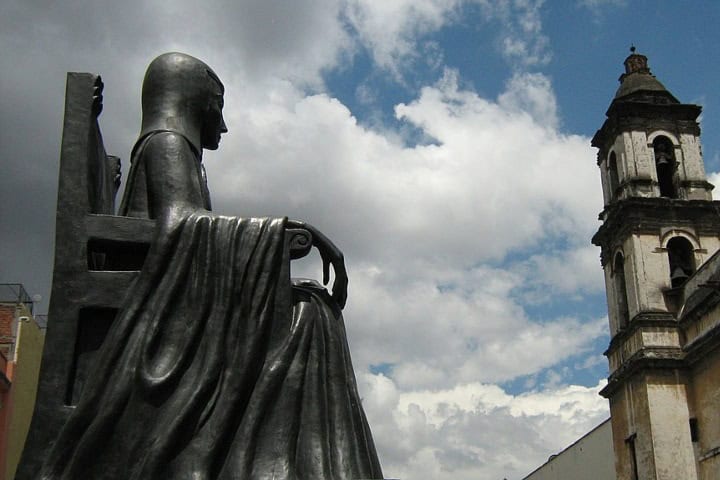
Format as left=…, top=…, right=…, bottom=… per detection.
left=498, top=72, right=558, bottom=128
left=198, top=0, right=352, bottom=86
left=204, top=63, right=607, bottom=398
left=344, top=0, right=552, bottom=78
left=360, top=374, right=609, bottom=479
left=513, top=244, right=605, bottom=301
left=344, top=0, right=462, bottom=75
left=491, top=0, right=552, bottom=68
left=1, top=1, right=612, bottom=478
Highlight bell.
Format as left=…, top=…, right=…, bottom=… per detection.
left=671, top=266, right=689, bottom=287
left=656, top=153, right=671, bottom=167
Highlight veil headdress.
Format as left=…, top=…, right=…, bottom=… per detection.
left=137, top=52, right=224, bottom=156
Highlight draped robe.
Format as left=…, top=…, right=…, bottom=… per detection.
left=40, top=132, right=383, bottom=480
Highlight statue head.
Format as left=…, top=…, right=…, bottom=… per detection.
left=140, top=52, right=227, bottom=153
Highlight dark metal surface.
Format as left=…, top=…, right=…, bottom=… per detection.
left=17, top=53, right=382, bottom=480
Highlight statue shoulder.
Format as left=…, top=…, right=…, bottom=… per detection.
left=136, top=130, right=207, bottom=216
left=140, top=130, right=198, bottom=162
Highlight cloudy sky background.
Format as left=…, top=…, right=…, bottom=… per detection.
left=2, top=1, right=720, bottom=478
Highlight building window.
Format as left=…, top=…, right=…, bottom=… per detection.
left=667, top=237, right=696, bottom=288
left=614, top=252, right=630, bottom=329
left=653, top=136, right=677, bottom=198
left=608, top=152, right=620, bottom=200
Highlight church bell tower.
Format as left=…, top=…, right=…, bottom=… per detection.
left=592, top=49, right=720, bottom=479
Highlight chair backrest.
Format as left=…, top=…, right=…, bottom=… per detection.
left=16, top=73, right=154, bottom=479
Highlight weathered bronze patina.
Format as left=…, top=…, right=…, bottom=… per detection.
left=18, top=53, right=382, bottom=480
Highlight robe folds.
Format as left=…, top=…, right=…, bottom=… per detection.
left=41, top=212, right=383, bottom=480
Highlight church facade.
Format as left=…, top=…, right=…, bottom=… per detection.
left=592, top=49, right=720, bottom=480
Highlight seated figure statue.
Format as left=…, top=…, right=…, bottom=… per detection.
left=39, top=52, right=383, bottom=480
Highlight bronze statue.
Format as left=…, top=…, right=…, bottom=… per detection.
left=31, top=53, right=382, bottom=480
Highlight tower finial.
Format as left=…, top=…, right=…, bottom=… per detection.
left=623, top=47, right=650, bottom=76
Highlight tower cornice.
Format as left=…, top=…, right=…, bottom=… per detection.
left=592, top=198, right=720, bottom=266
left=604, top=311, right=678, bottom=356
left=599, top=346, right=686, bottom=398
left=592, top=102, right=702, bottom=153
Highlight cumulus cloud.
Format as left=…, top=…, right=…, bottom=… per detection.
left=344, top=0, right=462, bottom=75
left=344, top=0, right=552, bottom=78
left=498, top=72, right=558, bottom=128
left=513, top=244, right=605, bottom=301
left=1, top=1, right=613, bottom=478
left=190, top=53, right=609, bottom=475
left=484, top=0, right=552, bottom=68
left=360, top=374, right=609, bottom=480
left=0, top=0, right=355, bottom=306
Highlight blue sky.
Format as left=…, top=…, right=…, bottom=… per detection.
left=2, top=1, right=720, bottom=478
left=324, top=1, right=720, bottom=163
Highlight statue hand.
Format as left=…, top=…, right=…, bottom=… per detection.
left=288, top=220, right=348, bottom=309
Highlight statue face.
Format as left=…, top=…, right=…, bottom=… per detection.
left=201, top=87, right=227, bottom=150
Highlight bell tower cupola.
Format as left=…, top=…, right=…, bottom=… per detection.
left=593, top=47, right=712, bottom=205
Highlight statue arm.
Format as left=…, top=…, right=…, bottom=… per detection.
left=143, top=132, right=207, bottom=220
left=140, top=132, right=348, bottom=306
left=287, top=219, right=348, bottom=309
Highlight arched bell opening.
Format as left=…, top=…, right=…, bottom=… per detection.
left=653, top=136, right=677, bottom=198
left=613, top=251, right=630, bottom=329
left=667, top=236, right=695, bottom=288
left=608, top=151, right=620, bottom=201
